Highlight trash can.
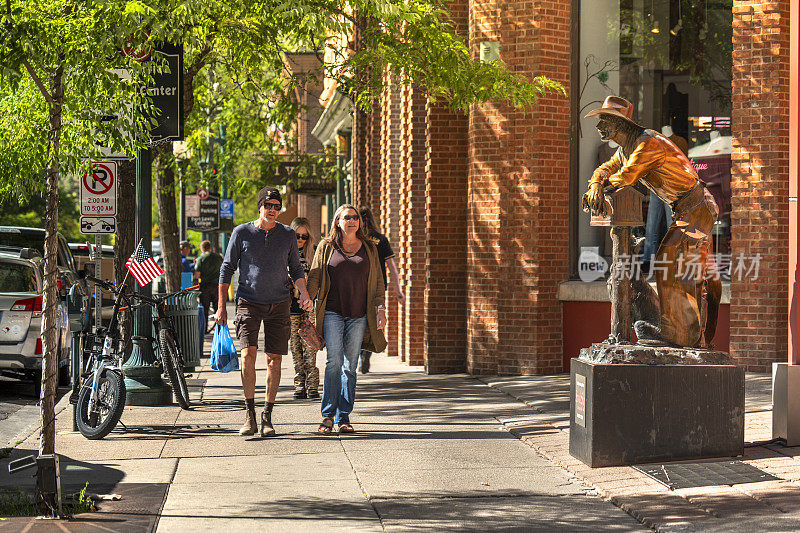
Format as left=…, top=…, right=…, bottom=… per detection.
left=152, top=291, right=201, bottom=370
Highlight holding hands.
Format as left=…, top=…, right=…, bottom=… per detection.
left=298, top=291, right=314, bottom=312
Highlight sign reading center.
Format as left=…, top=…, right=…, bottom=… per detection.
left=80, top=161, right=117, bottom=216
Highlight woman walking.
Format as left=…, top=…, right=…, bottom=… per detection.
left=357, top=206, right=404, bottom=374
left=307, top=204, right=386, bottom=434
left=289, top=217, right=319, bottom=400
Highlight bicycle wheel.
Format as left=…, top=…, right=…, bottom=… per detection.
left=75, top=371, right=126, bottom=440
left=159, top=329, right=190, bottom=409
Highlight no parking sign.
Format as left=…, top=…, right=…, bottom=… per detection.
left=80, top=161, right=117, bottom=216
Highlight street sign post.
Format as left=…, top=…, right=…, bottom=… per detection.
left=187, top=195, right=220, bottom=231
left=81, top=161, right=117, bottom=216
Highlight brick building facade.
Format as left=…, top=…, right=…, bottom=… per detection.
left=318, top=0, right=791, bottom=374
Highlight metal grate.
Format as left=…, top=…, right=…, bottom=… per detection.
left=633, top=460, right=779, bottom=490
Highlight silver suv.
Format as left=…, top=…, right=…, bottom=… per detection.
left=0, top=250, right=71, bottom=389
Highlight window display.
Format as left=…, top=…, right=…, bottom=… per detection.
left=577, top=0, right=733, bottom=276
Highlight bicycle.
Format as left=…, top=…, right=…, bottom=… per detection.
left=74, top=275, right=196, bottom=439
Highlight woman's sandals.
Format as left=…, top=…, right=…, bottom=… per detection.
left=338, top=422, right=355, bottom=434
left=318, top=417, right=334, bottom=434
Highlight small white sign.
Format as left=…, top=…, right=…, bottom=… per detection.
left=80, top=216, right=116, bottom=235
left=81, top=161, right=117, bottom=216
left=185, top=194, right=200, bottom=218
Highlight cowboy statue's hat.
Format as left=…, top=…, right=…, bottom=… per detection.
left=585, top=96, right=642, bottom=128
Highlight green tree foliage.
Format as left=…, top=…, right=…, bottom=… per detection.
left=0, top=186, right=82, bottom=241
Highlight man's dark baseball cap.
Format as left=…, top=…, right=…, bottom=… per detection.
left=258, top=186, right=282, bottom=207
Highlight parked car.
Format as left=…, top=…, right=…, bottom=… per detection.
left=0, top=250, right=71, bottom=390
left=0, top=226, right=84, bottom=300
left=68, top=243, right=115, bottom=281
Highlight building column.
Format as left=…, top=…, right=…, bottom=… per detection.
left=398, top=79, right=427, bottom=365
left=297, top=194, right=324, bottom=245
left=729, top=0, right=790, bottom=371
left=423, top=0, right=469, bottom=374
left=466, top=0, right=571, bottom=374
left=352, top=107, right=370, bottom=208
left=381, top=68, right=403, bottom=357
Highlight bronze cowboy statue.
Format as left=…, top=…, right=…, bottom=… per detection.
left=582, top=96, right=721, bottom=348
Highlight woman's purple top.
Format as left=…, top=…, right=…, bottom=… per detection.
left=325, top=245, right=370, bottom=318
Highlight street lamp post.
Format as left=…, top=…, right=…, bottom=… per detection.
left=173, top=141, right=193, bottom=241
left=123, top=147, right=172, bottom=405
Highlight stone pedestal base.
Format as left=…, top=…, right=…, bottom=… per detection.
left=569, top=355, right=744, bottom=467
left=772, top=363, right=800, bottom=446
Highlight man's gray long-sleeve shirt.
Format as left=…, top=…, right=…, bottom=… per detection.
left=219, top=221, right=305, bottom=305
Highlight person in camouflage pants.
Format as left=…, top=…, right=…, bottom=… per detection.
left=289, top=218, right=319, bottom=399
left=290, top=313, right=319, bottom=398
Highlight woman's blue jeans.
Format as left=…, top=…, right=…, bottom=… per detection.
left=321, top=311, right=367, bottom=423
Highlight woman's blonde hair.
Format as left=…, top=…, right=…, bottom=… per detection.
left=326, top=204, right=370, bottom=250
left=290, top=217, right=313, bottom=259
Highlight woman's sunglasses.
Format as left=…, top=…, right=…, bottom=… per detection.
left=341, top=215, right=360, bottom=221
left=296, top=233, right=310, bottom=241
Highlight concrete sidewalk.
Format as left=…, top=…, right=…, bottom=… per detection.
left=0, top=337, right=643, bottom=531
left=2, top=324, right=798, bottom=532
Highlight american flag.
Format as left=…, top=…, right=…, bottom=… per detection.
left=125, top=243, right=164, bottom=287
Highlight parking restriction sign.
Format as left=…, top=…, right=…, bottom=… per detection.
left=81, top=161, right=117, bottom=216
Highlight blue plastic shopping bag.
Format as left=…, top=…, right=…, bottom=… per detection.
left=211, top=324, right=239, bottom=373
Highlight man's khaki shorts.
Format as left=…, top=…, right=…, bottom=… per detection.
left=233, top=298, right=291, bottom=355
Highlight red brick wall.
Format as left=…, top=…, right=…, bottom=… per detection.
left=367, top=95, right=382, bottom=217
left=381, top=68, right=403, bottom=357
left=353, top=106, right=369, bottom=208
left=425, top=99, right=468, bottom=373
left=467, top=0, right=571, bottom=374
left=730, top=0, right=790, bottom=371
left=424, top=0, right=469, bottom=373
left=399, top=80, right=427, bottom=365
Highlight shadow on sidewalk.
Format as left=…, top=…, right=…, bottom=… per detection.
left=169, top=491, right=644, bottom=531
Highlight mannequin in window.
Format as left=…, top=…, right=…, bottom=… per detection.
left=642, top=126, right=688, bottom=271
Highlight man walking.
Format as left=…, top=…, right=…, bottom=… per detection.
left=194, top=240, right=223, bottom=334
left=217, top=187, right=313, bottom=437
left=179, top=240, right=195, bottom=274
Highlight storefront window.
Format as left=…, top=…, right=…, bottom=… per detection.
left=577, top=0, right=733, bottom=277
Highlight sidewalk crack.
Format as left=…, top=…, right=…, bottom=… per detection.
left=338, top=439, right=386, bottom=532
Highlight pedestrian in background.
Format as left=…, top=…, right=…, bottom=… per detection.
left=357, top=206, right=403, bottom=374
left=307, top=204, right=386, bottom=434
left=217, top=186, right=313, bottom=438
left=288, top=217, right=319, bottom=400
left=179, top=240, right=195, bottom=274
left=194, top=240, right=223, bottom=334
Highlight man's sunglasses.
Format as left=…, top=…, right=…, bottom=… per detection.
left=341, top=215, right=360, bottom=221
left=296, top=233, right=310, bottom=241
left=262, top=202, right=281, bottom=211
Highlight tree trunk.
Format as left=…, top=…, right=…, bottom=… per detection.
left=115, top=159, right=136, bottom=362
left=155, top=143, right=181, bottom=292
left=39, top=63, right=64, bottom=515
